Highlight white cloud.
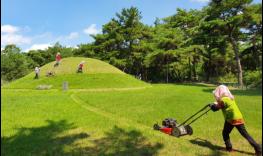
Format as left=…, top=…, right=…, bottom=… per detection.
left=1, top=24, right=32, bottom=46
left=1, top=34, right=31, bottom=45
left=54, top=32, right=79, bottom=43
left=83, top=24, right=100, bottom=35
left=190, top=0, right=210, bottom=3
left=1, top=25, right=19, bottom=34
left=25, top=43, right=52, bottom=52
left=66, top=32, right=79, bottom=40
left=1, top=24, right=84, bottom=52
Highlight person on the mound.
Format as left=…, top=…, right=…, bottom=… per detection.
left=46, top=70, right=55, bottom=77
left=54, top=52, right=61, bottom=67
left=77, top=61, right=85, bottom=73
left=34, top=66, right=40, bottom=79
left=209, top=85, right=261, bottom=155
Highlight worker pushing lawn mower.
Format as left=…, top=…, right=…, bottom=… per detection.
left=154, top=85, right=261, bottom=156
left=210, top=85, right=261, bottom=155
left=153, top=103, right=211, bottom=137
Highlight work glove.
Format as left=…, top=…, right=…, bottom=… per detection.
left=209, top=103, right=219, bottom=112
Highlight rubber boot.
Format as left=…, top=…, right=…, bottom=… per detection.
left=225, top=139, right=233, bottom=152
left=255, top=146, right=262, bottom=156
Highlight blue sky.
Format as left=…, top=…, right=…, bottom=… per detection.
left=1, top=0, right=262, bottom=52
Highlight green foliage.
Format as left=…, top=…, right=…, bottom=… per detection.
left=217, top=73, right=238, bottom=83
left=26, top=42, right=74, bottom=68
left=92, top=6, right=152, bottom=76
left=1, top=45, right=31, bottom=81
left=109, top=57, right=127, bottom=70
left=26, top=50, right=46, bottom=66
left=205, top=0, right=257, bottom=87
left=243, top=70, right=262, bottom=88
left=73, top=44, right=95, bottom=57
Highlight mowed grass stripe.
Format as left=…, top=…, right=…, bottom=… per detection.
left=70, top=93, right=172, bottom=139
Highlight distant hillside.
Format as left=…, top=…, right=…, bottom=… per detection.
left=4, top=57, right=149, bottom=89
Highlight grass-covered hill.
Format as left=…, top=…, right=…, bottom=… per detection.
left=3, top=57, right=149, bottom=89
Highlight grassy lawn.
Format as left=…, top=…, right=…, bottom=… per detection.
left=1, top=85, right=262, bottom=156
left=1, top=58, right=262, bottom=156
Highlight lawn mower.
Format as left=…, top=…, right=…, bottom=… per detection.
left=153, top=104, right=212, bottom=138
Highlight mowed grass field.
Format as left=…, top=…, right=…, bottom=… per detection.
left=1, top=58, right=262, bottom=156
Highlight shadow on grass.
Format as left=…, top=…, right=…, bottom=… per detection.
left=202, top=88, right=262, bottom=96
left=1, top=120, right=89, bottom=156
left=189, top=138, right=255, bottom=156
left=2, top=120, right=163, bottom=156
left=72, top=125, right=164, bottom=156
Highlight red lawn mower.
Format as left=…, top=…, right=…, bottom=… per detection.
left=153, top=104, right=211, bottom=138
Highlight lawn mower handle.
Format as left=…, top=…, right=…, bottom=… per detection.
left=185, top=108, right=211, bottom=126
left=178, top=104, right=211, bottom=127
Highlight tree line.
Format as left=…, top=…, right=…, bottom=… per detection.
left=1, top=0, right=262, bottom=88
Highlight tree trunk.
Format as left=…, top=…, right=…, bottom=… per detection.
left=188, top=57, right=192, bottom=81
left=206, top=60, right=211, bottom=82
left=252, top=35, right=259, bottom=69
left=205, top=47, right=211, bottom=82
left=193, top=49, right=197, bottom=81
left=166, top=62, right=169, bottom=83
left=229, top=36, right=243, bottom=88
left=193, top=60, right=197, bottom=81
left=145, top=68, right=148, bottom=81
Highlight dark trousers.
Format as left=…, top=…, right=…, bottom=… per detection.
left=54, top=61, right=59, bottom=67
left=223, top=121, right=261, bottom=152
left=34, top=73, right=39, bottom=79
left=77, top=68, right=83, bottom=73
